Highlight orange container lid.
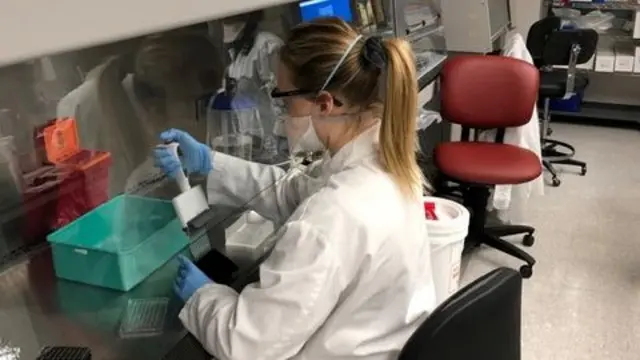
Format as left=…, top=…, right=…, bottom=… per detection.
left=43, top=118, right=80, bottom=163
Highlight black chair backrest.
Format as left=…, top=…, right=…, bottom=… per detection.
left=398, top=267, right=523, bottom=360
left=526, top=16, right=599, bottom=68
left=543, top=28, right=598, bottom=66
left=527, top=16, right=562, bottom=67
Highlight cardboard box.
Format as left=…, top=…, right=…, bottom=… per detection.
left=595, top=46, right=615, bottom=73
left=577, top=54, right=595, bottom=70
left=615, top=44, right=635, bottom=72
left=634, top=47, right=640, bottom=73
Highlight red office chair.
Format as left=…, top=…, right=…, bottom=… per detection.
left=434, top=55, right=542, bottom=278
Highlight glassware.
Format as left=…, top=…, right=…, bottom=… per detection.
left=206, top=90, right=263, bottom=161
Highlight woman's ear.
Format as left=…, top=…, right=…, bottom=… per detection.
left=315, top=91, right=335, bottom=115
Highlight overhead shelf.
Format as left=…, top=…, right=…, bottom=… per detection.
left=548, top=0, right=640, bottom=10
left=0, top=0, right=296, bottom=67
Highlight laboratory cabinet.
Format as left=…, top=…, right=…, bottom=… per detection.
left=441, top=0, right=512, bottom=53
left=0, top=1, right=449, bottom=359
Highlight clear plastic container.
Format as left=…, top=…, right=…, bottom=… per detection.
left=119, top=298, right=169, bottom=339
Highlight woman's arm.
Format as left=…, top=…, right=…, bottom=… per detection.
left=206, top=152, right=321, bottom=225
left=156, top=129, right=320, bottom=225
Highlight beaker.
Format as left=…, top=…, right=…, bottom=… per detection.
left=206, top=92, right=262, bottom=161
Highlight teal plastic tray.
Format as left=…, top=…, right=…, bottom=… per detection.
left=47, top=195, right=189, bottom=291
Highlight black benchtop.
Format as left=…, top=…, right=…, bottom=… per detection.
left=0, top=205, right=257, bottom=360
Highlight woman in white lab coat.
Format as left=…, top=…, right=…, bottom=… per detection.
left=156, top=17, right=436, bottom=360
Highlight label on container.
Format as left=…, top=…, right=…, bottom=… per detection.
left=74, top=248, right=88, bottom=255
left=449, top=260, right=461, bottom=295
left=449, top=242, right=464, bottom=294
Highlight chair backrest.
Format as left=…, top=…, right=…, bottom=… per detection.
left=526, top=16, right=562, bottom=67
left=526, top=16, right=599, bottom=67
left=398, top=267, right=523, bottom=360
left=440, top=55, right=539, bottom=129
left=543, top=28, right=598, bottom=66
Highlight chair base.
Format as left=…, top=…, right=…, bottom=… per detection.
left=540, top=98, right=587, bottom=187
left=543, top=138, right=575, bottom=161
left=439, top=184, right=537, bottom=279
left=465, top=225, right=536, bottom=278
left=541, top=139, right=587, bottom=187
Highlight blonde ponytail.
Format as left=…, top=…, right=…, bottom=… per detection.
left=279, top=18, right=424, bottom=198
left=379, top=38, right=423, bottom=199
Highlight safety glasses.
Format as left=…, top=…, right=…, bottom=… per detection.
left=270, top=88, right=344, bottom=107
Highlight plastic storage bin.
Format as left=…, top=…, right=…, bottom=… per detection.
left=424, top=196, right=470, bottom=305
left=47, top=195, right=190, bottom=291
left=21, top=166, right=63, bottom=246
left=549, top=92, right=583, bottom=113
left=41, top=117, right=112, bottom=228
left=53, top=149, right=111, bottom=228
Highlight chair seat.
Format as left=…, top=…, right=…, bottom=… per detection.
left=435, top=142, right=542, bottom=185
left=539, top=69, right=589, bottom=99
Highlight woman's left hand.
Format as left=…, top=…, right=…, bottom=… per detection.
left=174, top=255, right=214, bottom=302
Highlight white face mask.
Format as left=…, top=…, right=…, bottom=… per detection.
left=223, top=22, right=246, bottom=43
left=282, top=114, right=325, bottom=155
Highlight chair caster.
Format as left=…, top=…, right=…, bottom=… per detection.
left=522, top=234, right=535, bottom=247
left=546, top=127, right=553, bottom=136
left=580, top=165, right=587, bottom=176
left=551, top=177, right=561, bottom=187
left=520, top=265, right=533, bottom=279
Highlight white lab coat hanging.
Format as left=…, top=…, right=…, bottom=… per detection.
left=480, top=32, right=544, bottom=223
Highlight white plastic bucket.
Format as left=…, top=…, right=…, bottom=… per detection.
left=424, top=196, right=470, bottom=305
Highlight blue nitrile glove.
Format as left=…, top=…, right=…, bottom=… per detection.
left=154, top=129, right=213, bottom=178
left=174, top=255, right=214, bottom=302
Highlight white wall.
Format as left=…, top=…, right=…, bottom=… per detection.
left=448, top=0, right=544, bottom=142
left=510, top=0, right=544, bottom=38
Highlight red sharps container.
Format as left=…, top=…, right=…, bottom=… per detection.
left=22, top=118, right=112, bottom=238
left=20, top=120, right=64, bottom=246
left=42, top=118, right=112, bottom=228
left=21, top=167, right=61, bottom=246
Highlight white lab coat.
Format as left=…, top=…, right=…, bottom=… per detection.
left=179, top=125, right=437, bottom=360
left=481, top=32, right=544, bottom=223
left=226, top=32, right=282, bottom=83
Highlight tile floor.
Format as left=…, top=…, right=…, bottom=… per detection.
left=460, top=122, right=640, bottom=360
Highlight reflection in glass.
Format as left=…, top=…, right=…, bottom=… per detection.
left=207, top=91, right=260, bottom=161
left=212, top=10, right=284, bottom=164
left=56, top=33, right=223, bottom=197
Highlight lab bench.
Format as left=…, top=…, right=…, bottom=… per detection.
left=0, top=204, right=260, bottom=360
